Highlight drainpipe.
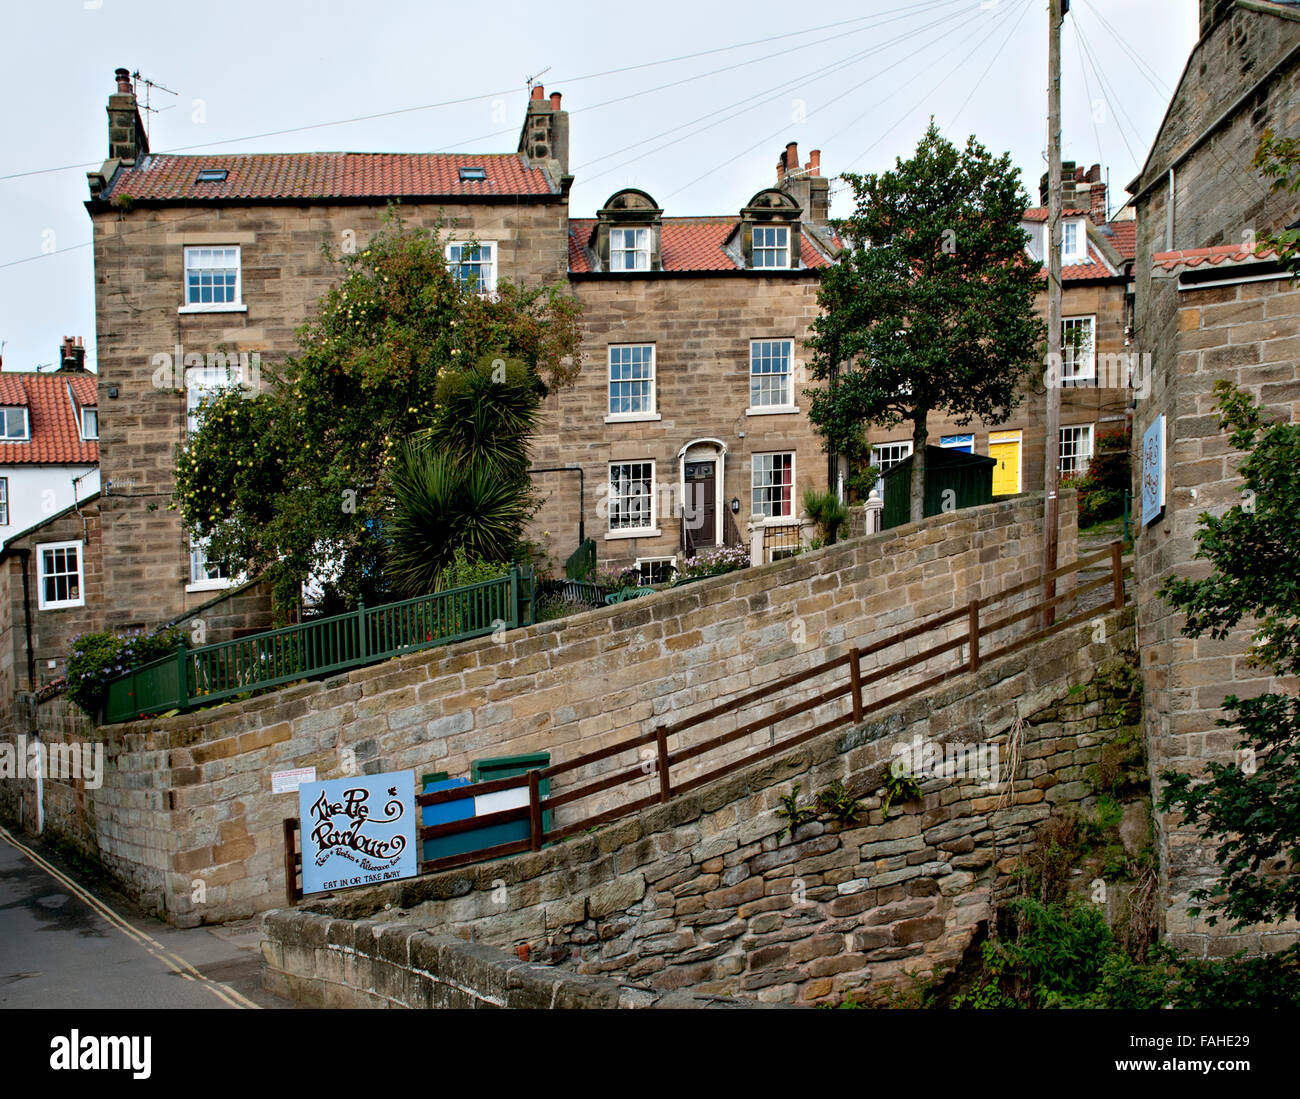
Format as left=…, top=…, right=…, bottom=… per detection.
left=527, top=465, right=585, bottom=544
left=15, top=548, right=35, bottom=688
left=1165, top=168, right=1175, bottom=252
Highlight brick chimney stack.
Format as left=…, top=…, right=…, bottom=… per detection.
left=106, top=66, right=149, bottom=165
left=776, top=142, right=830, bottom=224
left=59, top=336, right=87, bottom=373
left=517, top=84, right=570, bottom=182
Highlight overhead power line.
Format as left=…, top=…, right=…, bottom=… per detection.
left=660, top=0, right=997, bottom=201
left=840, top=0, right=1034, bottom=174
left=0, top=0, right=963, bottom=186
left=596, top=0, right=977, bottom=190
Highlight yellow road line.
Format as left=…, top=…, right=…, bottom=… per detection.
left=0, top=824, right=259, bottom=1010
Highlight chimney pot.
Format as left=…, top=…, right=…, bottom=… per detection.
left=807, top=149, right=821, bottom=176
left=549, top=91, right=562, bottom=110
left=114, top=67, right=132, bottom=94
left=59, top=336, right=87, bottom=372
left=530, top=84, right=545, bottom=101
left=784, top=142, right=799, bottom=175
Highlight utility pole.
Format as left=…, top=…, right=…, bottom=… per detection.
left=1042, top=0, right=1065, bottom=627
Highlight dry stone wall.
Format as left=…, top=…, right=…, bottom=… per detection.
left=262, top=606, right=1141, bottom=1007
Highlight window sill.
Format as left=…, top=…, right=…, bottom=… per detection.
left=39, top=600, right=85, bottom=611
left=178, top=303, right=248, bottom=315
left=604, top=412, right=662, bottom=424
left=605, top=528, right=661, bottom=541
left=745, top=405, right=800, bottom=417
left=187, top=579, right=236, bottom=593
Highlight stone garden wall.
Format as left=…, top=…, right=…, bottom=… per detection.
left=262, top=606, right=1142, bottom=1007
left=2, top=493, right=1073, bottom=926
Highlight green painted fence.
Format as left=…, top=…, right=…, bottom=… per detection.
left=103, top=565, right=534, bottom=724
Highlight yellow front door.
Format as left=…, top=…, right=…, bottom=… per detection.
left=988, top=431, right=1021, bottom=495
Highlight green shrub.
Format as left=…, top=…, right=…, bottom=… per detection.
left=802, top=488, right=850, bottom=545
left=952, top=900, right=1300, bottom=1009
left=66, top=627, right=182, bottom=717
left=1074, top=427, right=1130, bottom=527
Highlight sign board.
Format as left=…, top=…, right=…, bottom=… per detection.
left=298, top=770, right=417, bottom=894
left=1141, top=415, right=1166, bottom=527
left=272, top=766, right=315, bottom=794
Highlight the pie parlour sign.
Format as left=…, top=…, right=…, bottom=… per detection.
left=297, top=770, right=417, bottom=894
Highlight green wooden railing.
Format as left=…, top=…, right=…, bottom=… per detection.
left=103, top=566, right=534, bottom=724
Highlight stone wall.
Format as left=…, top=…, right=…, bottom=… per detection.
left=262, top=605, right=1143, bottom=1007
left=259, top=923, right=766, bottom=1010
left=2, top=494, right=1073, bottom=926
left=1131, top=2, right=1300, bottom=955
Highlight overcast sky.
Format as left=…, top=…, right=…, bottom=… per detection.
left=0, top=0, right=1199, bottom=374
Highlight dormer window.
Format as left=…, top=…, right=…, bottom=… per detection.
left=81, top=407, right=99, bottom=440
left=610, top=227, right=651, bottom=271
left=458, top=166, right=487, bottom=181
left=195, top=169, right=228, bottom=183
left=594, top=190, right=663, bottom=273
left=739, top=189, right=802, bottom=271
left=0, top=407, right=29, bottom=441
left=1062, top=219, right=1087, bottom=264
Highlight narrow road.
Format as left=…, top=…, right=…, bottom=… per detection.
left=0, top=825, right=297, bottom=1009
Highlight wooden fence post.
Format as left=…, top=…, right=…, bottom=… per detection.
left=656, top=725, right=672, bottom=802
left=527, top=769, right=543, bottom=852
left=968, top=598, right=981, bottom=673
left=849, top=647, right=863, bottom=724
left=1111, top=541, right=1124, bottom=610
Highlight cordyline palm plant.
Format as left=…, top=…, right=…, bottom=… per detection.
left=385, top=354, right=541, bottom=595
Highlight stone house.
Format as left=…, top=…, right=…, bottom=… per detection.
left=0, top=338, right=101, bottom=547
left=860, top=162, right=1138, bottom=507
left=530, top=141, right=839, bottom=579
left=1129, top=0, right=1300, bottom=955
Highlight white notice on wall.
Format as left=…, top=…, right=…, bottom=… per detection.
left=272, top=767, right=316, bottom=794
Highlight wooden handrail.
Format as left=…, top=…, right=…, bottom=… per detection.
left=283, top=542, right=1131, bottom=896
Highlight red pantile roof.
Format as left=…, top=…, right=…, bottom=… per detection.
left=1101, top=220, right=1136, bottom=260
left=102, top=152, right=557, bottom=202
left=1153, top=242, right=1283, bottom=271
left=0, top=373, right=98, bottom=465
left=1022, top=208, right=1124, bottom=281
left=568, top=217, right=832, bottom=273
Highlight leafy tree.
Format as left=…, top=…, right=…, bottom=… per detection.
left=805, top=121, right=1046, bottom=520
left=173, top=208, right=582, bottom=614
left=1159, top=382, right=1300, bottom=927
left=1252, top=129, right=1300, bottom=274
left=385, top=354, right=541, bottom=595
